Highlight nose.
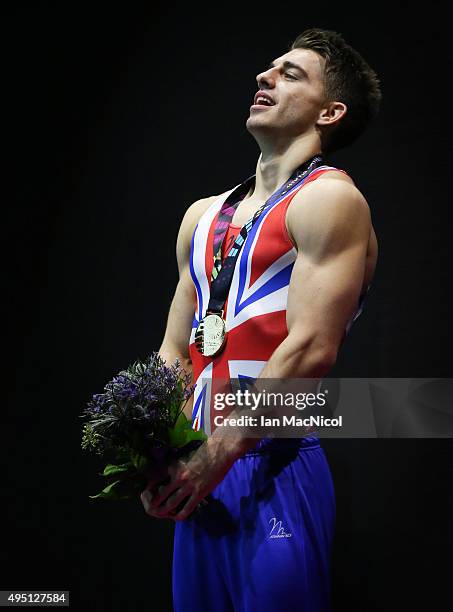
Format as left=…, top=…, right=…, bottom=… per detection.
left=256, top=66, right=276, bottom=89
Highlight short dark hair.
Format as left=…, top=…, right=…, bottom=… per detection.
left=290, top=28, right=382, bottom=153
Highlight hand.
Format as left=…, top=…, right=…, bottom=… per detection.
left=140, top=439, right=235, bottom=521
left=139, top=461, right=173, bottom=520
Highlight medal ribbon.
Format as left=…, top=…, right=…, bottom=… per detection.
left=207, top=154, right=324, bottom=314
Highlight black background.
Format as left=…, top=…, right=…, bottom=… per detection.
left=4, top=2, right=451, bottom=611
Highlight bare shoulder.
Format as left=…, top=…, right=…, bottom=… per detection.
left=182, top=193, right=218, bottom=224
left=317, top=168, right=356, bottom=185
left=179, top=190, right=230, bottom=240
left=286, top=170, right=371, bottom=253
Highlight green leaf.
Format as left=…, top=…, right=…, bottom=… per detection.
left=89, top=479, right=126, bottom=500
left=130, top=451, right=149, bottom=473
left=189, top=428, right=208, bottom=442
left=89, top=476, right=147, bottom=501
left=168, top=412, right=207, bottom=447
left=102, top=462, right=134, bottom=477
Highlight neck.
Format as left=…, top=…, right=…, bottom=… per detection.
left=246, top=134, right=322, bottom=201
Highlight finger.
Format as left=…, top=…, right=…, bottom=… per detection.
left=141, top=488, right=160, bottom=510
left=140, top=490, right=155, bottom=514
left=150, top=479, right=183, bottom=509
left=141, top=482, right=164, bottom=504
left=143, top=480, right=172, bottom=509
left=141, top=490, right=172, bottom=519
left=146, top=507, right=170, bottom=520
left=154, top=487, right=192, bottom=517
left=172, top=494, right=200, bottom=521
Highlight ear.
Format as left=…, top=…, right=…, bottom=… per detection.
left=316, top=101, right=347, bottom=127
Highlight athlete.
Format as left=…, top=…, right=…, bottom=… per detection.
left=141, top=28, right=381, bottom=611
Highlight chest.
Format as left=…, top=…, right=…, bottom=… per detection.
left=202, top=198, right=296, bottom=288
left=230, top=198, right=265, bottom=227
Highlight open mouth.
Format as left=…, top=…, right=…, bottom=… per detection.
left=251, top=92, right=276, bottom=109
left=254, top=96, right=275, bottom=107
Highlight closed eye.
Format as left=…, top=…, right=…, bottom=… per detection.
left=285, top=72, right=298, bottom=80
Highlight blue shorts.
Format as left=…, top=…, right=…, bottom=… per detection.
left=172, top=436, right=336, bottom=612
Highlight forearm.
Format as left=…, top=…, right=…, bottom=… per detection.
left=207, top=334, right=336, bottom=461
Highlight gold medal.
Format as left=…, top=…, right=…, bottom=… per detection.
left=194, top=312, right=226, bottom=357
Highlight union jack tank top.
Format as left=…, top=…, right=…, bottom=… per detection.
left=188, top=165, right=369, bottom=434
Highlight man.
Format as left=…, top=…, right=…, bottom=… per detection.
left=141, top=28, right=380, bottom=611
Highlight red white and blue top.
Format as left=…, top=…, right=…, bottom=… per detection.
left=188, top=165, right=368, bottom=435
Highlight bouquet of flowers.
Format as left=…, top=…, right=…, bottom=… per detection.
left=80, top=352, right=207, bottom=506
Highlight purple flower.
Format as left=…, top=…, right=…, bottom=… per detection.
left=82, top=352, right=193, bottom=449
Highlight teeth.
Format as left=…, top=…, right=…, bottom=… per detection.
left=256, top=96, right=272, bottom=106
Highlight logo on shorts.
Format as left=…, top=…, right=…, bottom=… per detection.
left=268, top=517, right=292, bottom=538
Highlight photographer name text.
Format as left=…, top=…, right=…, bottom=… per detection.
left=213, top=414, right=342, bottom=428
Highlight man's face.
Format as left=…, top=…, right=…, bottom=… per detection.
left=246, top=48, right=328, bottom=139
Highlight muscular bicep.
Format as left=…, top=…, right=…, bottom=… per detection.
left=287, top=240, right=367, bottom=353
left=285, top=180, right=370, bottom=359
